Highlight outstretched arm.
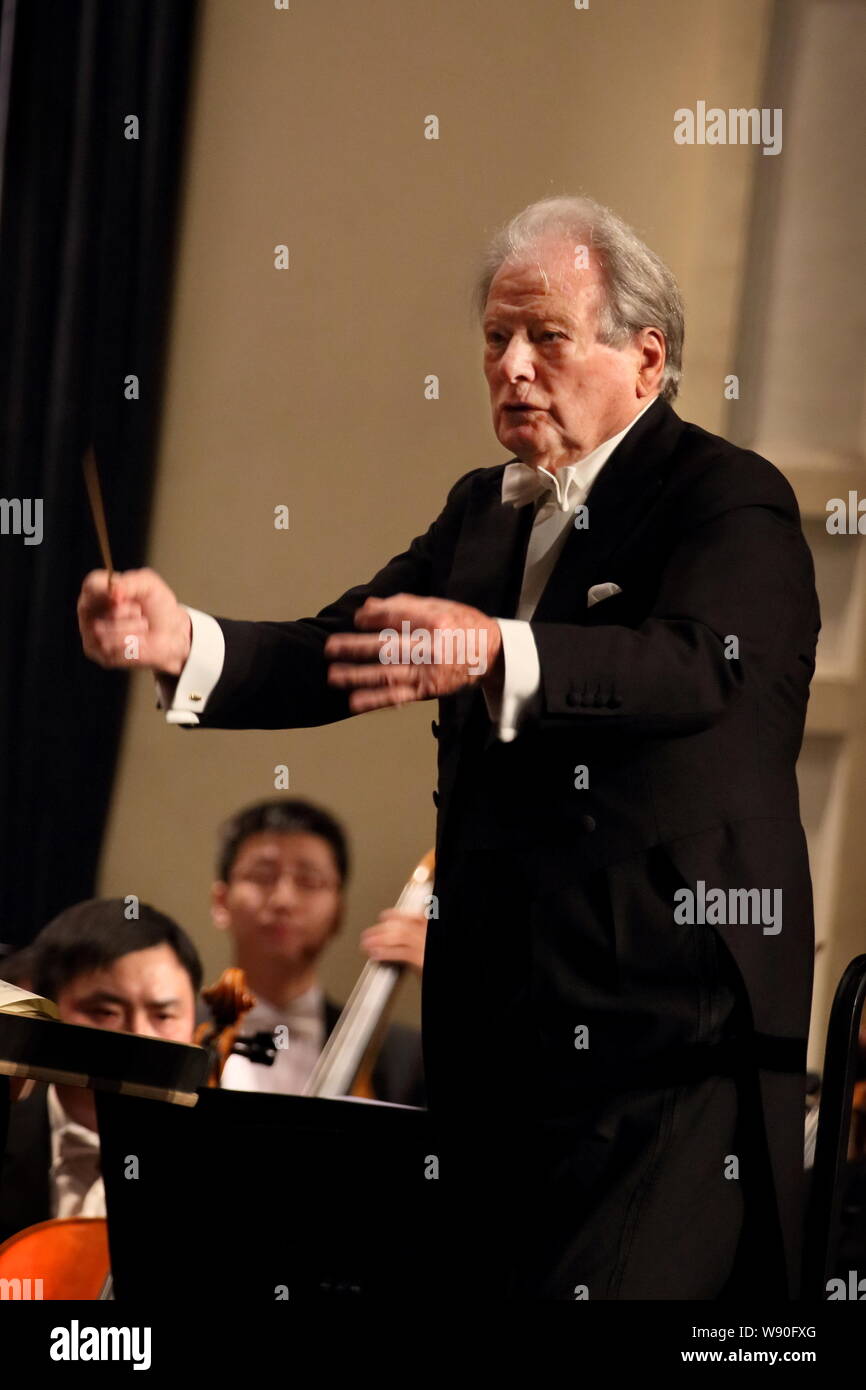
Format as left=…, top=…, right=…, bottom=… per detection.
left=76, top=468, right=484, bottom=731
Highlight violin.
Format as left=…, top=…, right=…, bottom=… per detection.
left=194, top=967, right=257, bottom=1087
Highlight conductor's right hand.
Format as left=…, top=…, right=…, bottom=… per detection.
left=77, top=569, right=192, bottom=677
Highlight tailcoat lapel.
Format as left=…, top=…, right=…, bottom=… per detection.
left=533, top=397, right=684, bottom=622
left=442, top=398, right=684, bottom=736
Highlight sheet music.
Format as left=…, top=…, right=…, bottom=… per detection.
left=0, top=978, right=59, bottom=1019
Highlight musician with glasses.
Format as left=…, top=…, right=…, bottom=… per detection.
left=205, top=797, right=427, bottom=1104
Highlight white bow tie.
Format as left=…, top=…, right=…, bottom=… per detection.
left=243, top=993, right=323, bottom=1041
left=501, top=460, right=590, bottom=514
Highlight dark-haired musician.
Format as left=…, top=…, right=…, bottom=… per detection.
left=206, top=797, right=427, bottom=1106
left=0, top=899, right=200, bottom=1242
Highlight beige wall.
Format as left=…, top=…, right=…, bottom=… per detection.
left=99, top=0, right=774, bottom=1023
left=725, top=0, right=866, bottom=1068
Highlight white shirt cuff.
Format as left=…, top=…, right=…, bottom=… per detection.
left=483, top=618, right=541, bottom=743
left=154, top=607, right=226, bottom=726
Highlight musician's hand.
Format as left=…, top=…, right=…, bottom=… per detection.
left=77, top=568, right=192, bottom=676
left=360, top=910, right=427, bottom=976
left=325, top=594, right=503, bottom=712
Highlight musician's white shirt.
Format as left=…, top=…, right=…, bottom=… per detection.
left=47, top=1084, right=106, bottom=1220
left=219, top=983, right=326, bottom=1095
left=156, top=400, right=657, bottom=738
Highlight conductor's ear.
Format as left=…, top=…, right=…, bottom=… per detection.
left=211, top=881, right=231, bottom=931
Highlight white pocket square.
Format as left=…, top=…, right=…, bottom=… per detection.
left=587, top=582, right=622, bottom=608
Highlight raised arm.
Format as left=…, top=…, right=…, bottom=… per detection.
left=77, top=469, right=481, bottom=731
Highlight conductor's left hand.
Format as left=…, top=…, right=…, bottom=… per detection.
left=325, top=594, right=503, bottom=713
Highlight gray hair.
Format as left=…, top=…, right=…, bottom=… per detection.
left=475, top=195, right=684, bottom=403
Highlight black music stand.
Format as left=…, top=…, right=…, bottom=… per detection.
left=96, top=1086, right=446, bottom=1301
left=0, top=1012, right=207, bottom=1173
left=0, top=1011, right=207, bottom=1285
left=0, top=1012, right=207, bottom=1104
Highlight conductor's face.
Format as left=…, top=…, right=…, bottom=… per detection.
left=212, top=831, right=342, bottom=969
left=483, top=238, right=660, bottom=471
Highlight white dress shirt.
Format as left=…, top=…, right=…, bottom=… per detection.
left=219, top=982, right=326, bottom=1095
left=157, top=398, right=658, bottom=741
left=47, top=1085, right=105, bottom=1220
left=486, top=396, right=658, bottom=739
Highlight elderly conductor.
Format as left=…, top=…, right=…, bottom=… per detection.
left=79, top=196, right=819, bottom=1300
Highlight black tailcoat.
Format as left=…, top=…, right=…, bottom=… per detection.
left=195, top=399, right=819, bottom=1298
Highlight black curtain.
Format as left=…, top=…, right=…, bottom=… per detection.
left=0, top=0, right=198, bottom=950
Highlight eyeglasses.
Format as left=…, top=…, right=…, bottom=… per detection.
left=233, top=867, right=340, bottom=894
